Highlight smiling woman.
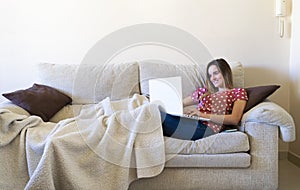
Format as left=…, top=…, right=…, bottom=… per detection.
left=206, top=58, right=234, bottom=93
left=161, top=58, right=248, bottom=140
left=208, top=66, right=225, bottom=89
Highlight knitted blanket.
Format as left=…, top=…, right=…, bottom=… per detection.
left=0, top=94, right=165, bottom=190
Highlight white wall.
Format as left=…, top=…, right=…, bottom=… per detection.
left=0, top=0, right=292, bottom=150
left=289, top=0, right=300, bottom=160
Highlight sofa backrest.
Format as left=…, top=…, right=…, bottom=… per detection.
left=36, top=61, right=244, bottom=104
left=36, top=62, right=140, bottom=104
left=139, top=60, right=244, bottom=98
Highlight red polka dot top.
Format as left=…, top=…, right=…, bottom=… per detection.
left=191, top=87, right=248, bottom=133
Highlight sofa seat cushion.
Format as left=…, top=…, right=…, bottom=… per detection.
left=49, top=105, right=250, bottom=155
left=50, top=104, right=250, bottom=154
left=164, top=132, right=250, bottom=154
left=165, top=153, right=251, bottom=168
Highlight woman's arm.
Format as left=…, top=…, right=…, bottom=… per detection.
left=184, top=87, right=207, bottom=107
left=183, top=96, right=197, bottom=107
left=210, top=100, right=247, bottom=125
left=187, top=100, right=247, bottom=126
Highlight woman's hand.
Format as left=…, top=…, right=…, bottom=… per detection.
left=183, top=107, right=201, bottom=117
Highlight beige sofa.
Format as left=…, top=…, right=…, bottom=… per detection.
left=0, top=61, right=295, bottom=190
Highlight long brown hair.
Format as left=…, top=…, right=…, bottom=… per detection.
left=206, top=58, right=233, bottom=93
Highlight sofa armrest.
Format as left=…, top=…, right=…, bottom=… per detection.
left=240, top=100, right=296, bottom=142
left=241, top=122, right=279, bottom=189
left=0, top=101, right=30, bottom=116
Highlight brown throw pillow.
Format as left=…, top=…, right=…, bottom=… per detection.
left=244, top=85, right=280, bottom=112
left=2, top=83, right=72, bottom=122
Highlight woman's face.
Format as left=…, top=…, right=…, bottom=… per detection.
left=208, top=65, right=225, bottom=89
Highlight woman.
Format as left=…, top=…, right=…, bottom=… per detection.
left=161, top=58, right=248, bottom=140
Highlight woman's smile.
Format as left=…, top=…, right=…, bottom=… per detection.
left=208, top=65, right=225, bottom=88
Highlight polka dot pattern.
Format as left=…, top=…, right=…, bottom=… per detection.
left=191, top=87, right=248, bottom=133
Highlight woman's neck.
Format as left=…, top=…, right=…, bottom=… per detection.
left=218, top=87, right=229, bottom=92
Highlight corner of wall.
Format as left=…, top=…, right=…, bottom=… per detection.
left=288, top=151, right=300, bottom=168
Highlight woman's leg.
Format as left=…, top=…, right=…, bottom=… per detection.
left=160, top=111, right=215, bottom=140
left=191, top=122, right=215, bottom=140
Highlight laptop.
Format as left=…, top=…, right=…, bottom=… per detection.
left=148, top=76, right=210, bottom=121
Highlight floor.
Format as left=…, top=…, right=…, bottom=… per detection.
left=279, top=159, right=300, bottom=190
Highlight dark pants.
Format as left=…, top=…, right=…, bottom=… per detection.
left=160, top=111, right=215, bottom=141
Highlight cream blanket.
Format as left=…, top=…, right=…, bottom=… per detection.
left=0, top=94, right=165, bottom=190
